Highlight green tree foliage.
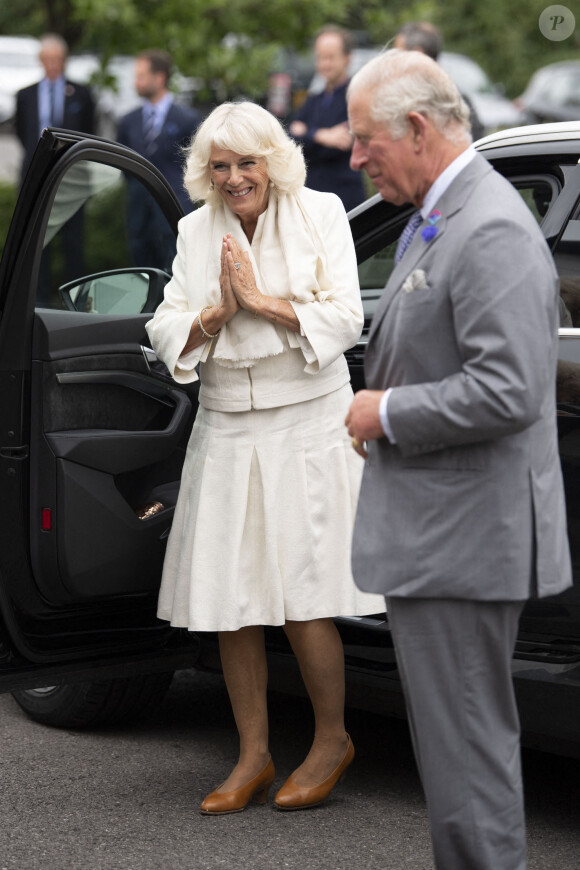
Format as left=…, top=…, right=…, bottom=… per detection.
left=348, top=0, right=579, bottom=95
left=34, top=0, right=350, bottom=100
left=1, top=0, right=579, bottom=99
left=440, top=0, right=579, bottom=95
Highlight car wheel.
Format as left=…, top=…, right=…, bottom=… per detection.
left=11, top=672, right=174, bottom=728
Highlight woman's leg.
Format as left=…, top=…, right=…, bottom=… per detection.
left=216, top=625, right=271, bottom=792
left=283, top=617, right=349, bottom=786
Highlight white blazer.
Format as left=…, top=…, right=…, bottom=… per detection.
left=146, top=187, right=363, bottom=411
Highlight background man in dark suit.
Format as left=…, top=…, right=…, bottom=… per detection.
left=16, top=33, right=95, bottom=183
left=346, top=49, right=571, bottom=870
left=117, top=49, right=200, bottom=270
left=16, top=33, right=95, bottom=304
left=289, top=26, right=365, bottom=212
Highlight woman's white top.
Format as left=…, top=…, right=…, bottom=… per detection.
left=145, top=186, right=363, bottom=412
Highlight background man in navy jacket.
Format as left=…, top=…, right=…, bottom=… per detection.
left=117, top=49, right=200, bottom=270
left=289, top=26, right=366, bottom=212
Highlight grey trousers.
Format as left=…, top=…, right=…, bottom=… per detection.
left=387, top=597, right=527, bottom=870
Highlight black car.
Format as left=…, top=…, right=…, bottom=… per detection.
left=1, top=121, right=580, bottom=756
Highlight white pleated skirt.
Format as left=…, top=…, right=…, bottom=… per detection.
left=157, top=383, right=385, bottom=631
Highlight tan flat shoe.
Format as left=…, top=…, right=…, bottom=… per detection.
left=200, top=757, right=275, bottom=815
left=274, top=735, right=354, bottom=810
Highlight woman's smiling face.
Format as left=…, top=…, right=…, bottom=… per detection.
left=209, top=147, right=271, bottom=226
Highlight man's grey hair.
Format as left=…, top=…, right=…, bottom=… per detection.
left=39, top=33, right=69, bottom=57
left=348, top=49, right=471, bottom=145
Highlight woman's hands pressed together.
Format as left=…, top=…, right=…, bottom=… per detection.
left=180, top=237, right=242, bottom=355
left=223, top=234, right=263, bottom=315
left=218, top=236, right=242, bottom=320
left=224, top=234, right=301, bottom=332
left=182, top=233, right=302, bottom=357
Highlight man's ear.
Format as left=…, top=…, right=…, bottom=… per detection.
left=407, top=112, right=428, bottom=150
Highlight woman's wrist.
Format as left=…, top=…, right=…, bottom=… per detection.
left=254, top=296, right=300, bottom=332
left=197, top=306, right=220, bottom=339
left=182, top=303, right=230, bottom=354
left=251, top=294, right=263, bottom=318
left=199, top=304, right=230, bottom=338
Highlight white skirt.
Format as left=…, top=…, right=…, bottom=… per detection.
left=157, top=383, right=385, bottom=631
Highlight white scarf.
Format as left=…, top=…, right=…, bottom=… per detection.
left=199, top=188, right=331, bottom=368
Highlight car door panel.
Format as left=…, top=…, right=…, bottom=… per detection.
left=29, top=307, right=200, bottom=607
left=0, top=130, right=201, bottom=677
left=29, top=326, right=193, bottom=604
left=45, top=371, right=190, bottom=472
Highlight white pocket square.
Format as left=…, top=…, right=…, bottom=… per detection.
left=402, top=269, right=428, bottom=293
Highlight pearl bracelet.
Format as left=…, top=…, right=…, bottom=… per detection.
left=197, top=306, right=220, bottom=339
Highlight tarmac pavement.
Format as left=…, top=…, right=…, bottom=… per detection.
left=0, top=669, right=579, bottom=870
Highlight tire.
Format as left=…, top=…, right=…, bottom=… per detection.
left=11, top=671, right=174, bottom=729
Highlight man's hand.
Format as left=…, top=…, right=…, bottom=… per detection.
left=289, top=120, right=307, bottom=137
left=345, top=390, right=386, bottom=458
left=314, top=122, right=353, bottom=151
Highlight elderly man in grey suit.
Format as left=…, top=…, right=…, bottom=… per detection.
left=345, top=49, right=572, bottom=870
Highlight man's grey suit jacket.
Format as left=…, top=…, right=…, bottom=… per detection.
left=352, top=154, right=572, bottom=602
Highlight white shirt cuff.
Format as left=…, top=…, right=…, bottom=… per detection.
left=379, top=388, right=396, bottom=443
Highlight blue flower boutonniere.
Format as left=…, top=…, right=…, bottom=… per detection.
left=421, top=226, right=438, bottom=242
left=421, top=209, right=442, bottom=243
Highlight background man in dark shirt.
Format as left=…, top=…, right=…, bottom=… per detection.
left=289, top=26, right=366, bottom=212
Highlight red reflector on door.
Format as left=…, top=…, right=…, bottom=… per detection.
left=41, top=508, right=52, bottom=531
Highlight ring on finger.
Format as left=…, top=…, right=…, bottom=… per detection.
left=234, top=262, right=242, bottom=270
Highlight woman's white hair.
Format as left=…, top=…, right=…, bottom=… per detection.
left=348, top=49, right=471, bottom=145
left=183, top=101, right=306, bottom=205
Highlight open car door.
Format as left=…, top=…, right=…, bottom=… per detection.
left=0, top=129, right=200, bottom=724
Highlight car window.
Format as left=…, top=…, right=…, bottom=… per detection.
left=358, top=238, right=398, bottom=291
left=356, top=177, right=559, bottom=302
left=39, top=157, right=175, bottom=311
left=512, top=179, right=559, bottom=223
left=540, top=189, right=580, bottom=417
left=554, top=201, right=580, bottom=331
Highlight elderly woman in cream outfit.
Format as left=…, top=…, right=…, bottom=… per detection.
left=146, top=101, right=383, bottom=815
